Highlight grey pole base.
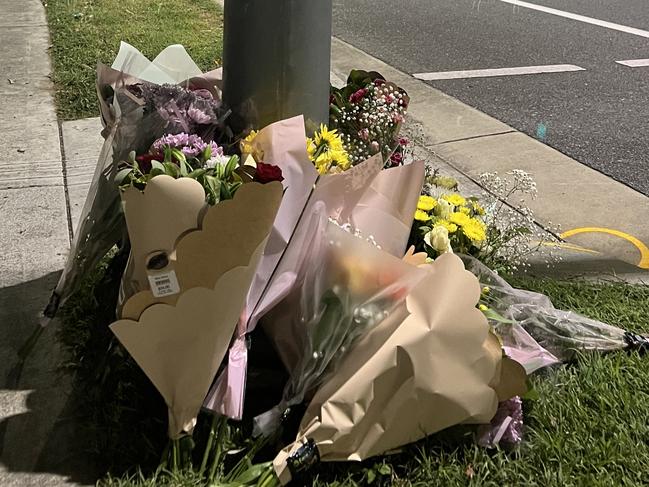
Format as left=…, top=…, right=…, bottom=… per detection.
left=222, top=0, right=333, bottom=135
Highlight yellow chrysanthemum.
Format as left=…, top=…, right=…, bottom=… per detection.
left=442, top=193, right=466, bottom=207
left=471, top=201, right=486, bottom=216
left=435, top=219, right=458, bottom=233
left=314, top=124, right=344, bottom=152
left=240, top=130, right=263, bottom=161
left=462, top=218, right=487, bottom=244
left=459, top=206, right=471, bottom=215
left=417, top=195, right=437, bottom=211
left=414, top=210, right=431, bottom=222
left=243, top=130, right=258, bottom=144
left=449, top=211, right=472, bottom=227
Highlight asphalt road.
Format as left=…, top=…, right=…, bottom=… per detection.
left=333, top=0, right=649, bottom=195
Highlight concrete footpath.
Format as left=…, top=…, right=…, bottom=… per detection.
left=330, top=37, right=649, bottom=281
left=1, top=2, right=648, bottom=487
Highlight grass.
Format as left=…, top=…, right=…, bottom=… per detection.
left=45, top=0, right=223, bottom=120
left=60, top=265, right=649, bottom=486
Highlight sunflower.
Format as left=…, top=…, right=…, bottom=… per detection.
left=330, top=149, right=351, bottom=170
left=314, top=124, right=344, bottom=152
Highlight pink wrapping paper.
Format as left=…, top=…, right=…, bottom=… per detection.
left=204, top=118, right=426, bottom=419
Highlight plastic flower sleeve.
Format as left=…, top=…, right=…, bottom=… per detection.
left=349, top=161, right=425, bottom=257
left=42, top=46, right=227, bottom=326
left=462, top=255, right=629, bottom=361
left=255, top=221, right=427, bottom=434
left=203, top=154, right=385, bottom=417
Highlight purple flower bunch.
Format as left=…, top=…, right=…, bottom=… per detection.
left=152, top=133, right=223, bottom=159
left=477, top=396, right=524, bottom=447
left=128, top=83, right=227, bottom=138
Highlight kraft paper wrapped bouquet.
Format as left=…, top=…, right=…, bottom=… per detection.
left=109, top=173, right=283, bottom=465
left=250, top=223, right=527, bottom=486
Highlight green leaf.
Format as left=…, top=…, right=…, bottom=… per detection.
left=220, top=181, right=233, bottom=200
left=163, top=146, right=173, bottom=163
left=377, top=464, right=392, bottom=476
left=171, top=148, right=187, bottom=164
left=482, top=307, right=515, bottom=324
left=150, top=160, right=166, bottom=177
left=203, top=143, right=212, bottom=161
left=366, top=469, right=376, bottom=484
left=179, top=159, right=190, bottom=177
left=227, top=461, right=272, bottom=484
left=188, top=168, right=206, bottom=179
left=163, top=162, right=180, bottom=178
left=114, top=168, right=133, bottom=186
left=224, top=155, right=239, bottom=178
left=204, top=175, right=221, bottom=205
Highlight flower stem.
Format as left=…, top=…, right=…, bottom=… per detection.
left=208, top=416, right=227, bottom=483
left=199, top=414, right=219, bottom=477
left=172, top=439, right=179, bottom=473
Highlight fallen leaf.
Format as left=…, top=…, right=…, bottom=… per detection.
left=7, top=79, right=15, bottom=84
left=465, top=464, right=475, bottom=479
left=17, top=149, right=25, bottom=153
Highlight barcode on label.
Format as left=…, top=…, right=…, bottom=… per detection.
left=148, top=271, right=180, bottom=298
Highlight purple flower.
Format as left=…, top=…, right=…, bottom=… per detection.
left=151, top=133, right=222, bottom=160
left=187, top=106, right=212, bottom=124
left=477, top=396, right=524, bottom=448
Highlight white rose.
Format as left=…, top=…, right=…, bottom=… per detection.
left=434, top=198, right=453, bottom=219
left=424, top=226, right=453, bottom=254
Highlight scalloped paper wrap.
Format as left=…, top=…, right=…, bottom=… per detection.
left=273, top=253, right=527, bottom=484
left=110, top=177, right=283, bottom=438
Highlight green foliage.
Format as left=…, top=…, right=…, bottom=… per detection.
left=45, top=0, right=223, bottom=120
left=117, top=151, right=243, bottom=205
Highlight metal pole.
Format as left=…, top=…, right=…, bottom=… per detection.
left=222, top=0, right=333, bottom=135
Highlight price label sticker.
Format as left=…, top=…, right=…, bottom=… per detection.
left=147, top=270, right=180, bottom=298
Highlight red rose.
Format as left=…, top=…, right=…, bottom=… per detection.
left=390, top=151, right=403, bottom=166
left=349, top=88, right=368, bottom=104
left=135, top=152, right=163, bottom=173
left=253, top=162, right=284, bottom=184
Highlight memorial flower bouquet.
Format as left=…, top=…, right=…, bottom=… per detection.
left=116, top=132, right=283, bottom=205
left=411, top=192, right=488, bottom=258
left=329, top=70, right=409, bottom=167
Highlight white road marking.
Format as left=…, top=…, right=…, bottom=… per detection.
left=499, top=0, right=649, bottom=38
left=413, top=64, right=585, bottom=81
left=616, top=59, right=649, bottom=67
